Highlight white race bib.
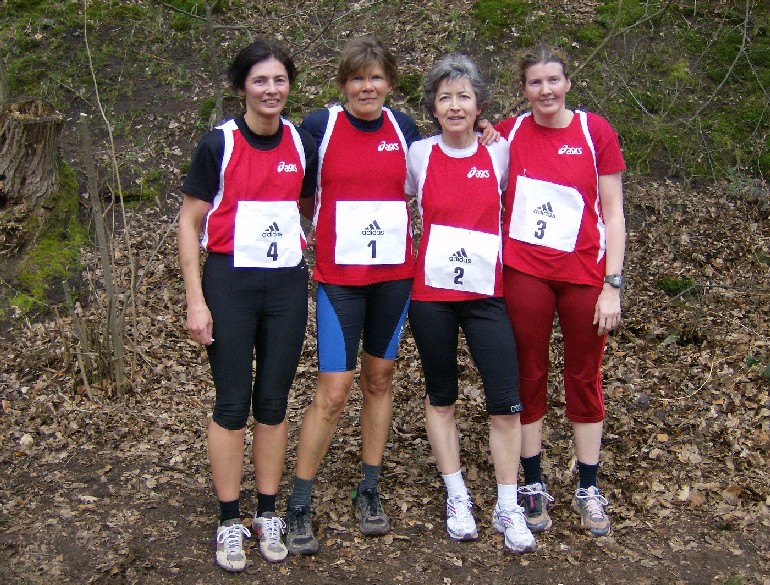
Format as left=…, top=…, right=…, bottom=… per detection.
left=509, top=175, right=584, bottom=252
left=424, top=224, right=499, bottom=296
left=334, top=200, right=408, bottom=265
left=233, top=200, right=302, bottom=267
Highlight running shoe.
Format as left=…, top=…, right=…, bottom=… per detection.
left=285, top=506, right=319, bottom=555
left=252, top=512, right=288, bottom=562
left=446, top=495, right=478, bottom=541
left=518, top=482, right=554, bottom=533
left=353, top=487, right=390, bottom=536
left=215, top=518, right=250, bottom=572
left=491, top=501, right=536, bottom=553
left=572, top=485, right=611, bottom=536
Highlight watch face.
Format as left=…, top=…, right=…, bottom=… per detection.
left=605, top=275, right=623, bottom=287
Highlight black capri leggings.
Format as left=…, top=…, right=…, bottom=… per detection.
left=203, top=253, right=309, bottom=429
left=408, top=297, right=523, bottom=416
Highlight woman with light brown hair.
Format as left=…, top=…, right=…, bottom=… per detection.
left=496, top=43, right=626, bottom=538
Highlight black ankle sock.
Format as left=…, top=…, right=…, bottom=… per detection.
left=577, top=461, right=599, bottom=489
left=219, top=499, right=240, bottom=523
left=257, top=493, right=276, bottom=517
left=288, top=477, right=314, bottom=510
left=359, top=463, right=381, bottom=493
left=521, top=453, right=543, bottom=485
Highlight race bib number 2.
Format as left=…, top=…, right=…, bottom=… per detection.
left=424, top=224, right=499, bottom=296
left=334, top=200, right=408, bottom=265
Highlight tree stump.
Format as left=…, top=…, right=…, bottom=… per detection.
left=0, top=99, right=64, bottom=212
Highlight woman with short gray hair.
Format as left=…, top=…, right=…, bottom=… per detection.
left=405, top=53, right=535, bottom=554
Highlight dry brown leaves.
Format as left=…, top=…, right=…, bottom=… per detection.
left=1, top=178, right=769, bottom=584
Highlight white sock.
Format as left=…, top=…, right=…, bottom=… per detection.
left=442, top=470, right=469, bottom=499
left=497, top=483, right=518, bottom=510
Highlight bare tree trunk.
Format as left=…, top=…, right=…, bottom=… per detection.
left=0, top=59, right=8, bottom=104
left=79, top=113, right=126, bottom=397
left=205, top=1, right=223, bottom=123
left=0, top=99, right=63, bottom=212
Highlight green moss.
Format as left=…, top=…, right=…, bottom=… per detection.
left=573, top=24, right=606, bottom=46
left=9, top=293, right=36, bottom=313
left=198, top=97, right=216, bottom=129
left=16, top=163, right=87, bottom=308
left=472, top=0, right=530, bottom=39
left=6, top=0, right=47, bottom=14
left=656, top=276, right=695, bottom=297
left=123, top=168, right=166, bottom=203
left=165, top=0, right=227, bottom=31
left=397, top=72, right=423, bottom=106
left=7, top=54, right=50, bottom=97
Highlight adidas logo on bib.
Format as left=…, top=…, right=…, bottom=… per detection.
left=449, top=248, right=471, bottom=264
left=533, top=202, right=555, bottom=218
left=362, top=220, right=385, bottom=236
left=262, top=221, right=282, bottom=237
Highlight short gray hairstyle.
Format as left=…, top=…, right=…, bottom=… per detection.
left=422, top=53, right=491, bottom=129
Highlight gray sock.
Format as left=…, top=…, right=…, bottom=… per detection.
left=358, top=463, right=381, bottom=493
left=288, top=477, right=314, bottom=510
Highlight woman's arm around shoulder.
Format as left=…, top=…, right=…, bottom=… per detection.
left=299, top=108, right=331, bottom=149
left=390, top=108, right=422, bottom=147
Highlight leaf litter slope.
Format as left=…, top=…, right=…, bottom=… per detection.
left=1, top=1, right=770, bottom=583
left=1, top=175, right=768, bottom=585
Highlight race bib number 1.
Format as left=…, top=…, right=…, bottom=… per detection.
left=335, top=200, right=408, bottom=265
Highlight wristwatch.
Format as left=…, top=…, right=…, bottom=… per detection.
left=603, top=274, right=624, bottom=289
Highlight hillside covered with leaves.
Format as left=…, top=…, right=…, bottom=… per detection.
left=0, top=1, right=769, bottom=584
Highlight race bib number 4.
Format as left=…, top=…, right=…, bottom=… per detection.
left=509, top=175, right=584, bottom=252
left=233, top=200, right=302, bottom=267
left=335, top=200, right=408, bottom=265
left=424, top=224, right=499, bottom=296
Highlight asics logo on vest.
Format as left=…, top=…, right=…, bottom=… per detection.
left=449, top=248, right=471, bottom=264
left=467, top=166, right=490, bottom=179
left=558, top=144, right=582, bottom=155
left=533, top=202, right=555, bottom=218
left=277, top=161, right=298, bottom=172
left=262, top=221, right=283, bottom=237
left=377, top=141, right=400, bottom=152
left=362, top=219, right=385, bottom=236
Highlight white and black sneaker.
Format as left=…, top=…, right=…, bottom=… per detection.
left=215, top=518, right=250, bottom=572
left=252, top=512, right=288, bottom=562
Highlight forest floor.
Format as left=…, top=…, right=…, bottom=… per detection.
left=1, top=1, right=769, bottom=583
left=1, top=177, right=769, bottom=584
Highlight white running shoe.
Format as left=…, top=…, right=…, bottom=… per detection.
left=491, top=501, right=536, bottom=553
left=252, top=512, right=289, bottom=562
left=446, top=495, right=478, bottom=541
left=215, top=518, right=251, bottom=572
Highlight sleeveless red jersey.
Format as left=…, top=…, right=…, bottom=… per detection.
left=406, top=136, right=508, bottom=302
left=312, top=106, right=415, bottom=285
left=202, top=118, right=307, bottom=256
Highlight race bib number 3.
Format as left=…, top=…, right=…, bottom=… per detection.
left=509, top=175, right=584, bottom=252
left=233, top=200, right=302, bottom=267
left=424, top=224, right=499, bottom=296
left=335, top=200, right=408, bottom=265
